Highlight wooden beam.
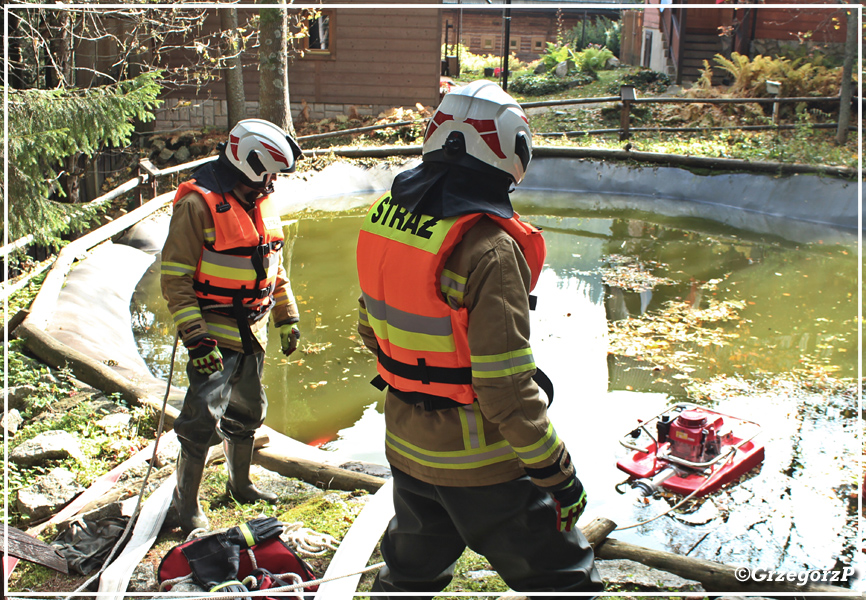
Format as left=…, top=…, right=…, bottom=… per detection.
left=2, top=526, right=68, bottom=574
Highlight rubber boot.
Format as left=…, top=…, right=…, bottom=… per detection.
left=225, top=437, right=277, bottom=503
left=173, top=448, right=210, bottom=534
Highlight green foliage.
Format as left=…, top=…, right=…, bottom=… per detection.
left=703, top=52, right=841, bottom=99
left=580, top=46, right=615, bottom=76
left=608, top=68, right=671, bottom=95
left=510, top=73, right=591, bottom=96
left=443, top=44, right=526, bottom=78
left=5, top=71, right=163, bottom=245
left=540, top=42, right=578, bottom=72
left=568, top=15, right=622, bottom=56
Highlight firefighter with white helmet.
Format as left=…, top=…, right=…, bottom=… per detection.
left=161, top=119, right=303, bottom=534
left=357, top=81, right=603, bottom=595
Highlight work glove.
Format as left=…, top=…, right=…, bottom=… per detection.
left=224, top=517, right=284, bottom=549
left=551, top=475, right=587, bottom=533
left=279, top=324, right=301, bottom=356
left=188, top=337, right=224, bottom=375
left=181, top=533, right=250, bottom=597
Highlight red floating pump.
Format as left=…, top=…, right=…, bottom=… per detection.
left=617, top=403, right=764, bottom=497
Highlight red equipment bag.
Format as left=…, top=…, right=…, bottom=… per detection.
left=158, top=535, right=319, bottom=596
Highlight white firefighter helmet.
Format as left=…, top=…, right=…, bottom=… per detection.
left=422, top=80, right=532, bottom=185
left=224, top=119, right=303, bottom=188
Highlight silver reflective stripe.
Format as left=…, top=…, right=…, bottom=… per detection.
left=460, top=405, right=482, bottom=450
left=386, top=432, right=516, bottom=468
left=200, top=249, right=278, bottom=270
left=471, top=351, right=535, bottom=374
left=362, top=292, right=453, bottom=336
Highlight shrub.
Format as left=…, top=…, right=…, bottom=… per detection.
left=510, top=73, right=593, bottom=96
left=580, top=45, right=615, bottom=76
left=443, top=43, right=526, bottom=78
left=608, top=68, right=671, bottom=95
left=567, top=16, right=621, bottom=56
left=708, top=52, right=841, bottom=98
left=540, top=42, right=579, bottom=72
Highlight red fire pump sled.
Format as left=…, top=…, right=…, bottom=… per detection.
left=617, top=403, right=764, bottom=497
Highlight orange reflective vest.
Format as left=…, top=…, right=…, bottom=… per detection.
left=357, top=193, right=545, bottom=405
left=174, top=179, right=285, bottom=351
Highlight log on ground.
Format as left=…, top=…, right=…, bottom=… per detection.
left=596, top=537, right=857, bottom=597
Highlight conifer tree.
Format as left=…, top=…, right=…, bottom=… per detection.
left=5, top=72, right=162, bottom=245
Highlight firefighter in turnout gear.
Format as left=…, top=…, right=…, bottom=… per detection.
left=357, top=81, right=603, bottom=596
left=161, top=119, right=303, bottom=534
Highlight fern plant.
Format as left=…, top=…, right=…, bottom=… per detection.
left=5, top=71, right=163, bottom=246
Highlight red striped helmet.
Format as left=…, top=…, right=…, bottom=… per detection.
left=225, top=119, right=303, bottom=187
left=422, top=80, right=532, bottom=185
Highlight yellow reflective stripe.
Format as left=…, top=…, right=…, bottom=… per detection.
left=440, top=268, right=466, bottom=308
left=239, top=523, right=255, bottom=547
left=199, top=260, right=258, bottom=282
left=471, top=348, right=535, bottom=378
left=172, top=306, right=202, bottom=326
left=359, top=305, right=370, bottom=327
left=204, top=227, right=216, bottom=244
left=161, top=261, right=195, bottom=277
left=386, top=431, right=516, bottom=470
left=362, top=194, right=457, bottom=254
left=512, top=423, right=560, bottom=465
left=367, top=311, right=455, bottom=353
left=274, top=287, right=291, bottom=304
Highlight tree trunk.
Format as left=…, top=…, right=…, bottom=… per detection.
left=45, top=9, right=73, bottom=88
left=258, top=2, right=295, bottom=135
left=221, top=7, right=247, bottom=130
left=835, top=5, right=857, bottom=145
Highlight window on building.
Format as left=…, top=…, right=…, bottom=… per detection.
left=531, top=37, right=546, bottom=54
left=509, top=36, right=521, bottom=52
left=481, top=36, right=496, bottom=51
left=306, top=12, right=331, bottom=54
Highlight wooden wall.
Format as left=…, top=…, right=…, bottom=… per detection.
left=159, top=3, right=441, bottom=111
left=442, top=8, right=616, bottom=62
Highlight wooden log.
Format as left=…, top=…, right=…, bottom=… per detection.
left=595, top=537, right=857, bottom=596
left=12, top=320, right=178, bottom=424
left=2, top=526, right=68, bottom=573
left=580, top=517, right=617, bottom=548
left=255, top=446, right=386, bottom=494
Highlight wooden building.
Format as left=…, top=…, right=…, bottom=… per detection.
left=441, top=1, right=621, bottom=68
left=152, top=2, right=442, bottom=132
left=635, top=1, right=849, bottom=84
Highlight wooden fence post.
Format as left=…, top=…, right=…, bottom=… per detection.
left=138, top=159, right=160, bottom=205
left=620, top=85, right=636, bottom=141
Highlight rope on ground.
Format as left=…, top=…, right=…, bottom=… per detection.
left=63, top=333, right=181, bottom=600
left=158, top=561, right=386, bottom=599
left=282, top=521, right=340, bottom=557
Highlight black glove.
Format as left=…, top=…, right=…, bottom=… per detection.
left=224, top=517, right=283, bottom=549
left=181, top=533, right=248, bottom=595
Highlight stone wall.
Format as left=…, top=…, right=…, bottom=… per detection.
left=152, top=98, right=386, bottom=133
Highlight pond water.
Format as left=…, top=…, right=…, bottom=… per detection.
left=132, top=192, right=858, bottom=581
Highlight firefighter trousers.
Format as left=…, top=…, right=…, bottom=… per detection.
left=173, top=349, right=267, bottom=460
left=372, top=467, right=604, bottom=598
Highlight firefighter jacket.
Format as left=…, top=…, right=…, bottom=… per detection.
left=161, top=179, right=298, bottom=354
left=357, top=193, right=576, bottom=489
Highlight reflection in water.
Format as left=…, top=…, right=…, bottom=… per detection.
left=132, top=199, right=857, bottom=579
